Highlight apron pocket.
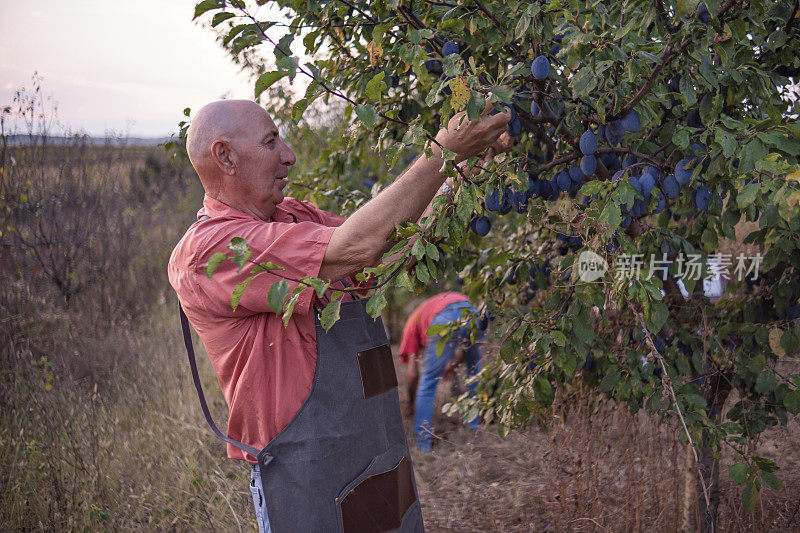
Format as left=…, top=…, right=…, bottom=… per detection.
left=356, top=343, right=398, bottom=399
left=336, top=444, right=417, bottom=533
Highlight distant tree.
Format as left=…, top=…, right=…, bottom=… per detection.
left=195, top=1, right=800, bottom=529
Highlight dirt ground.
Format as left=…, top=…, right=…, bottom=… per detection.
left=395, top=349, right=800, bottom=532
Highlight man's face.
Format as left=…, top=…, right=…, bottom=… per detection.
left=235, top=111, right=296, bottom=215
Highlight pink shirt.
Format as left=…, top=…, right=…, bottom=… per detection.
left=168, top=195, right=350, bottom=464
left=397, top=292, right=469, bottom=363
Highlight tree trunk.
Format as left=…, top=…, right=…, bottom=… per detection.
left=697, top=372, right=732, bottom=533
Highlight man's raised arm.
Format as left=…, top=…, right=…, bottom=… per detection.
left=319, top=103, right=511, bottom=281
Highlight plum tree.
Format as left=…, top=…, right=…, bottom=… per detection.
left=196, top=1, right=800, bottom=529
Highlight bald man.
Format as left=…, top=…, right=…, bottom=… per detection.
left=169, top=99, right=510, bottom=532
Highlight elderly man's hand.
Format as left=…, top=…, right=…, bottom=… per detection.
left=433, top=98, right=512, bottom=163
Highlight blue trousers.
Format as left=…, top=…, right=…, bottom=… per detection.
left=250, top=464, right=271, bottom=533
left=414, top=301, right=484, bottom=451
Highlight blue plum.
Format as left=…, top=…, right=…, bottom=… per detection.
left=442, top=41, right=460, bottom=56
left=513, top=189, right=528, bottom=213
left=531, top=55, right=550, bottom=80
left=605, top=120, right=625, bottom=144
left=485, top=187, right=502, bottom=211
left=628, top=175, right=643, bottom=195
left=601, top=152, right=621, bottom=171
left=693, top=185, right=711, bottom=210
left=654, top=190, right=667, bottom=213
left=621, top=110, right=641, bottom=133
left=639, top=172, right=656, bottom=197
left=580, top=130, right=597, bottom=155
left=470, top=215, right=491, bottom=236
left=556, top=171, right=571, bottom=191
left=580, top=155, right=597, bottom=176
left=698, top=2, right=710, bottom=23
left=500, top=187, right=514, bottom=214
left=526, top=177, right=541, bottom=199
left=662, top=174, right=680, bottom=199
left=569, top=164, right=585, bottom=183
left=675, top=158, right=693, bottom=185
left=424, top=58, right=443, bottom=75
left=622, top=154, right=637, bottom=168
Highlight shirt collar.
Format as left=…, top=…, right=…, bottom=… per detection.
left=198, top=194, right=297, bottom=223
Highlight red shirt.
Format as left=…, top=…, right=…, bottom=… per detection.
left=397, top=292, right=469, bottom=363
left=168, top=195, right=350, bottom=464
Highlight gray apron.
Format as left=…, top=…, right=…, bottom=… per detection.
left=180, top=294, right=424, bottom=532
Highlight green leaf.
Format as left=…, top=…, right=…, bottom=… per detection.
left=299, top=277, right=329, bottom=298
left=572, top=67, right=597, bottom=97
left=292, top=98, right=310, bottom=123
left=781, top=330, right=799, bottom=355
left=267, top=280, right=290, bottom=313
left=740, top=138, right=767, bottom=173
left=646, top=301, right=669, bottom=334
left=598, top=201, right=622, bottom=237
left=193, top=0, right=222, bottom=20
left=761, top=471, right=782, bottom=491
left=753, top=456, right=778, bottom=473
left=355, top=104, right=378, bottom=129
left=425, top=242, right=440, bottom=261
left=365, top=71, right=386, bottom=101
left=715, top=128, right=738, bottom=158
left=729, top=462, right=748, bottom=484
left=255, top=71, right=284, bottom=99
left=205, top=252, right=227, bottom=279
left=755, top=370, right=777, bottom=395
left=252, top=261, right=285, bottom=273
left=211, top=11, right=235, bottom=26
left=737, top=182, right=760, bottom=210
left=231, top=276, right=255, bottom=310
left=742, top=482, right=759, bottom=514
left=365, top=292, right=387, bottom=318
left=282, top=294, right=300, bottom=327
left=783, top=390, right=800, bottom=414
left=228, top=237, right=251, bottom=272
left=411, top=238, right=426, bottom=259
left=599, top=367, right=621, bottom=393
left=320, top=298, right=341, bottom=331
left=534, top=375, right=554, bottom=406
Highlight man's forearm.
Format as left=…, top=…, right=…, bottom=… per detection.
left=319, top=106, right=511, bottom=281
left=342, top=154, right=447, bottom=256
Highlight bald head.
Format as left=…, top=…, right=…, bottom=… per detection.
left=186, top=99, right=297, bottom=220
left=187, top=100, right=265, bottom=187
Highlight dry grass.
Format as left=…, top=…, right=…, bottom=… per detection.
left=397, top=351, right=800, bottom=532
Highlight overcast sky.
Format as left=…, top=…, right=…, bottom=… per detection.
left=0, top=0, right=288, bottom=137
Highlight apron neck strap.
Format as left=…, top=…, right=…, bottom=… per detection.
left=179, top=304, right=261, bottom=458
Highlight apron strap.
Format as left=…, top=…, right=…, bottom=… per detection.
left=179, top=303, right=262, bottom=458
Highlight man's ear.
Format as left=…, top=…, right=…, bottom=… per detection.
left=210, top=139, right=236, bottom=176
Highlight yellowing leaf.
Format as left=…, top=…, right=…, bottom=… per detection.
left=786, top=168, right=800, bottom=183
left=449, top=76, right=470, bottom=112
left=769, top=327, right=786, bottom=358
left=367, top=40, right=383, bottom=66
